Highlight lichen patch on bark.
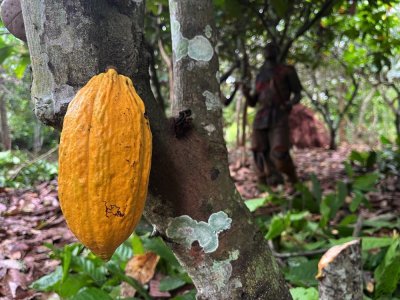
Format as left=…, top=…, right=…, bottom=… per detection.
left=195, top=250, right=242, bottom=299
left=187, top=36, right=213, bottom=62
left=169, top=8, right=213, bottom=62
left=204, top=124, right=216, bottom=135
left=202, top=90, right=221, bottom=112
left=166, top=211, right=232, bottom=253
left=204, top=25, right=212, bottom=38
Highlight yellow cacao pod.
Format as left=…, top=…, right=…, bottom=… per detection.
left=58, top=69, right=152, bottom=260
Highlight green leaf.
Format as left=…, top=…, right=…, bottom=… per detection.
left=245, top=198, right=266, bottom=212
left=14, top=55, right=30, bottom=79
left=143, top=237, right=180, bottom=268
left=336, top=181, right=347, bottom=205
left=290, top=287, right=319, bottom=300
left=0, top=46, right=13, bottom=64
left=374, top=237, right=400, bottom=296
left=362, top=237, right=393, bottom=251
left=30, top=266, right=62, bottom=291
left=171, top=290, right=196, bottom=300
left=265, top=214, right=290, bottom=240
left=319, top=194, right=335, bottom=228
left=57, top=274, right=90, bottom=298
left=363, top=216, right=400, bottom=231
left=339, top=214, right=357, bottom=226
left=350, top=150, right=366, bottom=164
left=62, top=245, right=73, bottom=282
left=73, top=256, right=107, bottom=283
left=380, top=136, right=392, bottom=145
left=353, top=173, right=379, bottom=191
left=159, top=276, right=186, bottom=292
left=284, top=258, right=319, bottom=287
left=349, top=191, right=364, bottom=212
left=289, top=211, right=310, bottom=222
left=330, top=237, right=393, bottom=251
left=132, top=233, right=144, bottom=255
left=106, top=261, right=152, bottom=300
left=292, top=183, right=319, bottom=213
left=114, top=242, right=133, bottom=261
left=71, top=287, right=112, bottom=300
left=344, top=162, right=354, bottom=178
left=311, top=174, right=322, bottom=203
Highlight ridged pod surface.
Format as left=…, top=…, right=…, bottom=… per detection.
left=58, top=69, right=152, bottom=260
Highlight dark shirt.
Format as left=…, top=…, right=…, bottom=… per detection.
left=252, top=63, right=302, bottom=129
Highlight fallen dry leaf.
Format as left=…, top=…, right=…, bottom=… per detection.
left=120, top=252, right=160, bottom=298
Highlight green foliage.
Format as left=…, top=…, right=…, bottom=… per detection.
left=31, top=235, right=195, bottom=300
left=0, top=20, right=30, bottom=78
left=374, top=236, right=400, bottom=297
left=2, top=71, right=60, bottom=152
left=0, top=151, right=57, bottom=188
left=284, top=257, right=319, bottom=287
left=159, top=277, right=186, bottom=292
left=0, top=22, right=57, bottom=154
left=290, top=287, right=319, bottom=300
left=247, top=149, right=400, bottom=299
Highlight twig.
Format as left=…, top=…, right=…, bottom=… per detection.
left=273, top=248, right=329, bottom=258
left=9, top=146, right=59, bottom=180
left=268, top=240, right=329, bottom=258
left=352, top=214, right=363, bottom=237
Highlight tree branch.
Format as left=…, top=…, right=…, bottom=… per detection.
left=239, top=0, right=278, bottom=44
left=219, top=61, right=240, bottom=84
left=280, top=0, right=335, bottom=60
left=146, top=41, right=166, bottom=111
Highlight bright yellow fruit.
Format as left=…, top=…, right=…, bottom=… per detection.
left=58, top=69, right=152, bottom=260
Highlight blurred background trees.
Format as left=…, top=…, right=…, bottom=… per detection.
left=1, top=1, right=400, bottom=299
left=2, top=1, right=400, bottom=152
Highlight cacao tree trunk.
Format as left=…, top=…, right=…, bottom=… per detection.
left=33, top=119, right=43, bottom=154
left=0, top=93, right=11, bottom=150
left=21, top=1, right=291, bottom=299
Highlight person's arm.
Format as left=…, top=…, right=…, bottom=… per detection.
left=241, top=84, right=258, bottom=107
left=242, top=71, right=264, bottom=107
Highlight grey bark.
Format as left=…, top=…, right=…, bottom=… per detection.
left=21, top=1, right=291, bottom=299
left=317, top=239, right=363, bottom=300
left=33, top=119, right=43, bottom=154
left=0, top=93, right=11, bottom=150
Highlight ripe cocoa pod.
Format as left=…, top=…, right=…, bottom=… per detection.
left=58, top=69, right=152, bottom=260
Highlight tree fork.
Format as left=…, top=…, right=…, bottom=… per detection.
left=21, top=0, right=291, bottom=298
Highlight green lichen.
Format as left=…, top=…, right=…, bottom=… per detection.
left=170, top=18, right=189, bottom=61
left=204, top=25, right=212, bottom=38
left=210, top=250, right=242, bottom=291
left=169, top=14, right=213, bottom=62
left=166, top=211, right=232, bottom=253
left=188, top=35, right=214, bottom=62
left=203, top=90, right=221, bottom=111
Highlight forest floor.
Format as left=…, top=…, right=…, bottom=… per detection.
left=0, top=145, right=399, bottom=299
left=229, top=144, right=400, bottom=211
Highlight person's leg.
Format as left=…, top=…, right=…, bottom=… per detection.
left=269, top=125, right=298, bottom=184
left=252, top=150, right=267, bottom=184
left=264, top=149, right=284, bottom=186
left=251, top=129, right=278, bottom=185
